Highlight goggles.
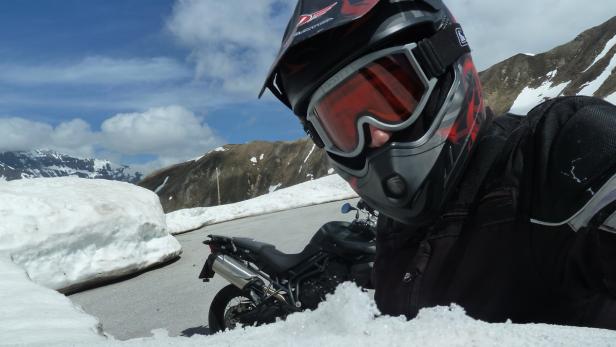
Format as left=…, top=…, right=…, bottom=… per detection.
left=307, top=43, right=436, bottom=158
left=306, top=25, right=469, bottom=158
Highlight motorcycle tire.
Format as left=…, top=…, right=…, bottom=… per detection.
left=208, top=284, right=256, bottom=333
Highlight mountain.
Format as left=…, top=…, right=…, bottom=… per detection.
left=138, top=139, right=331, bottom=213
left=480, top=16, right=616, bottom=115
left=0, top=150, right=142, bottom=183
left=141, top=16, right=616, bottom=213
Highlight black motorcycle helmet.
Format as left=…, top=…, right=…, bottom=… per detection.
left=260, top=0, right=487, bottom=226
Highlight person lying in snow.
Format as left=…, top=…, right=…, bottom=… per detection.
left=259, top=0, right=616, bottom=329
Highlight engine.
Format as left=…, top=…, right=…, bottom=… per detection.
left=298, top=261, right=350, bottom=310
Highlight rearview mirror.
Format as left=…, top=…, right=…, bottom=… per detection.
left=340, top=202, right=356, bottom=214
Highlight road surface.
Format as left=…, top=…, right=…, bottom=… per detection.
left=69, top=199, right=357, bottom=340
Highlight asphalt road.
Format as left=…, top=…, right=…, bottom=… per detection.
left=69, top=199, right=357, bottom=340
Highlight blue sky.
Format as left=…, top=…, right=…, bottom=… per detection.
left=0, top=0, right=614, bottom=172
left=0, top=0, right=299, bottom=171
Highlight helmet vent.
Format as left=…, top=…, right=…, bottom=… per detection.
left=384, top=174, right=407, bottom=198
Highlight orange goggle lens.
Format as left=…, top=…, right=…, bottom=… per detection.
left=313, top=53, right=426, bottom=153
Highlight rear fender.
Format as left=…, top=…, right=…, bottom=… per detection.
left=199, top=253, right=218, bottom=281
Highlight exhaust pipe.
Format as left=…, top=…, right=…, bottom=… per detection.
left=211, top=254, right=260, bottom=289
left=211, top=254, right=288, bottom=303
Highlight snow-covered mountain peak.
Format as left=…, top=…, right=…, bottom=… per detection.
left=0, top=149, right=142, bottom=183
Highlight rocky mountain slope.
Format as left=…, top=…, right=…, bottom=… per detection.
left=0, top=150, right=142, bottom=183
left=480, top=16, right=616, bottom=115
left=139, top=139, right=331, bottom=212
left=141, top=16, right=616, bottom=212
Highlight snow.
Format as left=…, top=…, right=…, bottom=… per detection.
left=259, top=153, right=264, bottom=160
left=47, top=165, right=99, bottom=178
left=579, top=47, right=616, bottom=97
left=93, top=159, right=110, bottom=171
left=607, top=92, right=616, bottom=105
left=3, top=176, right=616, bottom=346
left=508, top=70, right=570, bottom=114
left=193, top=147, right=227, bottom=161
left=304, top=143, right=316, bottom=163
left=0, top=177, right=181, bottom=291
left=583, top=34, right=616, bottom=72
left=166, top=174, right=358, bottom=234
left=328, top=168, right=335, bottom=174
left=10, top=282, right=616, bottom=346
left=154, top=176, right=169, bottom=194
left=268, top=182, right=282, bottom=193
left=0, top=256, right=107, bottom=345
left=250, top=156, right=257, bottom=164
left=522, top=52, right=536, bottom=57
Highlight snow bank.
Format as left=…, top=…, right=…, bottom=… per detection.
left=579, top=49, right=616, bottom=97
left=583, top=33, right=616, bottom=72
left=166, top=174, right=358, bottom=234
left=509, top=70, right=570, bottom=114
left=0, top=177, right=181, bottom=291
left=31, top=283, right=616, bottom=347
left=0, top=256, right=106, bottom=345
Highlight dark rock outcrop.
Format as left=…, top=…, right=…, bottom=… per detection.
left=480, top=16, right=616, bottom=115
left=139, top=139, right=332, bottom=213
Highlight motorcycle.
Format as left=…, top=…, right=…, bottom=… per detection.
left=199, top=200, right=377, bottom=332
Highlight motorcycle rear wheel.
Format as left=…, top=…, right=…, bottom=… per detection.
left=208, top=284, right=256, bottom=333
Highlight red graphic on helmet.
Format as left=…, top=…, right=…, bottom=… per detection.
left=298, top=2, right=338, bottom=27
left=444, top=56, right=484, bottom=146
left=347, top=176, right=359, bottom=192
left=341, top=0, right=379, bottom=16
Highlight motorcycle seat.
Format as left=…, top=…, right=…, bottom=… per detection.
left=232, top=237, right=320, bottom=274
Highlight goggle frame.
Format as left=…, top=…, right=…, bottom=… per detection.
left=307, top=42, right=438, bottom=158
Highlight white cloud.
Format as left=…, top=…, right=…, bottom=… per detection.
left=48, top=119, right=98, bottom=157
left=101, top=105, right=224, bottom=166
left=0, top=106, right=224, bottom=170
left=449, top=0, right=616, bottom=70
left=0, top=118, right=95, bottom=157
left=167, top=0, right=294, bottom=95
left=165, top=0, right=616, bottom=95
left=0, top=118, right=55, bottom=152
left=0, top=56, right=191, bottom=85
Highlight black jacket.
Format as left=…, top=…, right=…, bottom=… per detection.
left=373, top=96, right=616, bottom=329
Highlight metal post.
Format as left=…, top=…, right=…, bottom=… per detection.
left=216, top=167, right=221, bottom=205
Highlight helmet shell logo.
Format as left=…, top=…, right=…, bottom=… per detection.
left=455, top=27, right=468, bottom=47
left=297, top=2, right=338, bottom=27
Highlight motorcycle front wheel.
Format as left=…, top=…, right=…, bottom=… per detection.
left=208, top=284, right=256, bottom=333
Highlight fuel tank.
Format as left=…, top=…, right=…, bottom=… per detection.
left=309, top=221, right=375, bottom=257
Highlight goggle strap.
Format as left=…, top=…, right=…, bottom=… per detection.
left=413, top=23, right=471, bottom=79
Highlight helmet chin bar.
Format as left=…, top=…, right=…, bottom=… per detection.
left=331, top=142, right=445, bottom=225
left=332, top=132, right=477, bottom=226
